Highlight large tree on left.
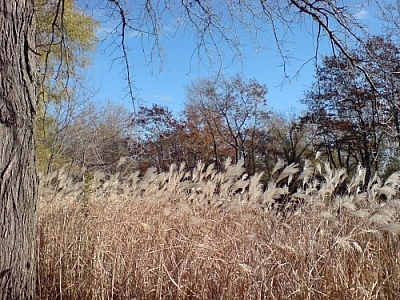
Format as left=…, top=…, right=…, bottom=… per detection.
left=0, top=1, right=37, bottom=299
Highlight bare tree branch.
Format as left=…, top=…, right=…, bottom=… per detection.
left=108, top=0, right=137, bottom=112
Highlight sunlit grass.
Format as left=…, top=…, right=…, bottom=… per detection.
left=37, top=159, right=400, bottom=299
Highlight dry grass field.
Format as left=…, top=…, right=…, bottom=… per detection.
left=36, top=159, right=400, bottom=299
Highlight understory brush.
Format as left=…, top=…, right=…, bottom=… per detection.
left=37, top=159, right=400, bottom=299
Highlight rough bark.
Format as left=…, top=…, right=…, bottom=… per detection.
left=0, top=1, right=37, bottom=299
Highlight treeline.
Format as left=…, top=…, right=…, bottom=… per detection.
left=32, top=0, right=400, bottom=184
left=38, top=35, right=400, bottom=185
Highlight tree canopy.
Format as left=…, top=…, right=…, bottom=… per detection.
left=302, top=35, right=400, bottom=182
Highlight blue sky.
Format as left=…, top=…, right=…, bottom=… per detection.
left=81, top=1, right=382, bottom=117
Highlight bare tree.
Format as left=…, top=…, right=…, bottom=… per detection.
left=186, top=75, right=268, bottom=173
left=301, top=36, right=400, bottom=182
left=99, top=0, right=382, bottom=94
left=37, top=81, right=99, bottom=174
left=268, top=115, right=314, bottom=165
left=64, top=102, right=133, bottom=174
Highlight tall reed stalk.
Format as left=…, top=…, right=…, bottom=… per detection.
left=37, top=159, right=400, bottom=299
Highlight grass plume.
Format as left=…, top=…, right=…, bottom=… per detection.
left=37, top=159, right=400, bottom=299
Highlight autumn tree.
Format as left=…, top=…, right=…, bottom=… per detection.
left=185, top=75, right=268, bottom=174
left=134, top=104, right=183, bottom=172
left=182, top=104, right=225, bottom=169
left=134, top=103, right=231, bottom=172
left=35, top=0, right=97, bottom=174
left=301, top=36, right=400, bottom=182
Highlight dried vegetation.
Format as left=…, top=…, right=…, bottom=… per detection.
left=37, top=159, right=400, bottom=299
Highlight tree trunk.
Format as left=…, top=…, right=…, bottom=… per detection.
left=0, top=1, right=37, bottom=299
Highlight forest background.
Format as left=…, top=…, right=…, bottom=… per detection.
left=39, top=0, right=400, bottom=186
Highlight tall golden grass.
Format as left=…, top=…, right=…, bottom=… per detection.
left=37, top=159, right=400, bottom=299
